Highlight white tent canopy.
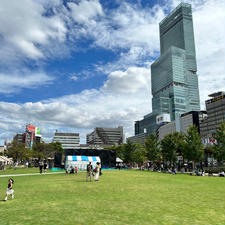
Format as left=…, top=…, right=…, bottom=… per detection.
left=65, top=155, right=101, bottom=171
left=116, top=157, right=123, bottom=163
left=0, top=157, right=5, bottom=162
left=0, top=156, right=12, bottom=162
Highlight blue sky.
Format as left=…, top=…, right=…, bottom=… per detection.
left=0, top=0, right=224, bottom=144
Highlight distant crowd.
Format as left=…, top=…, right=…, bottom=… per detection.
left=66, top=161, right=102, bottom=182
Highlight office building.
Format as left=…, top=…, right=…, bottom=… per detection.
left=127, top=133, right=150, bottom=145
left=157, top=111, right=206, bottom=140
left=53, top=132, right=80, bottom=149
left=13, top=133, right=25, bottom=144
left=180, top=111, right=207, bottom=134
left=200, top=92, right=225, bottom=144
left=157, top=121, right=176, bottom=141
left=134, top=3, right=200, bottom=138
left=86, top=126, right=123, bottom=147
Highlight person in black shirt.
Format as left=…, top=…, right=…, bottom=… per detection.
left=39, top=161, right=43, bottom=174
left=4, top=178, right=14, bottom=201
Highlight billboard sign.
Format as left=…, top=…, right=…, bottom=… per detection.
left=26, top=124, right=35, bottom=133
left=156, top=114, right=171, bottom=125
left=206, top=94, right=225, bottom=104
left=35, top=127, right=42, bottom=137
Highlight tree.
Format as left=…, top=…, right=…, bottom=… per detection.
left=32, top=142, right=46, bottom=160
left=7, top=141, right=31, bottom=162
left=213, top=121, right=225, bottom=162
left=133, top=143, right=146, bottom=165
left=118, top=140, right=137, bottom=164
left=145, top=134, right=161, bottom=164
left=49, top=142, right=64, bottom=154
left=161, top=132, right=184, bottom=166
left=183, top=126, right=204, bottom=169
left=32, top=142, right=64, bottom=160
left=113, top=144, right=124, bottom=160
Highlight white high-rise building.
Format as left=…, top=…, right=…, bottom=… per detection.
left=53, top=132, right=80, bottom=149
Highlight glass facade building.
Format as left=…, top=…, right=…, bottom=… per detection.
left=200, top=92, right=225, bottom=141
left=135, top=3, right=200, bottom=135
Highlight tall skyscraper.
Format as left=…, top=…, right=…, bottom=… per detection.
left=135, top=3, right=200, bottom=135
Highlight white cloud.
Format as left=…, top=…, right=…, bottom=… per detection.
left=0, top=66, right=151, bottom=144
left=192, top=0, right=225, bottom=108
left=87, top=2, right=165, bottom=65
left=103, top=67, right=150, bottom=94
left=0, top=0, right=67, bottom=63
left=68, top=0, right=103, bottom=24
left=70, top=75, right=79, bottom=81
left=0, top=71, right=54, bottom=94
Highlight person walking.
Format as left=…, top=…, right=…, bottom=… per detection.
left=39, top=161, right=44, bottom=174
left=86, top=162, right=93, bottom=182
left=43, top=161, right=48, bottom=173
left=75, top=166, right=78, bottom=174
left=94, top=162, right=100, bottom=181
left=4, top=178, right=14, bottom=201
left=14, top=161, right=18, bottom=170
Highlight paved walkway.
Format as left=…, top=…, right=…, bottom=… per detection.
left=0, top=172, right=64, bottom=178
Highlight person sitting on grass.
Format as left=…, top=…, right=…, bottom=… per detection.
left=219, top=171, right=224, bottom=177
left=70, top=166, right=75, bottom=174
left=172, top=167, right=177, bottom=175
left=4, top=178, right=14, bottom=201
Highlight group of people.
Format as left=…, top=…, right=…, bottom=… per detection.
left=66, top=166, right=78, bottom=174
left=86, top=162, right=101, bottom=182
left=39, top=161, right=48, bottom=174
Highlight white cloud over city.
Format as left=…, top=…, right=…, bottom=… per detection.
left=0, top=71, right=54, bottom=94
left=0, top=0, right=67, bottom=64
left=0, top=0, right=224, bottom=144
left=0, top=67, right=151, bottom=142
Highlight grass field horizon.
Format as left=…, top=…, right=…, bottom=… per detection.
left=0, top=169, right=224, bottom=225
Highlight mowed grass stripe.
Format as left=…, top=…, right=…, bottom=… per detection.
left=0, top=170, right=224, bottom=225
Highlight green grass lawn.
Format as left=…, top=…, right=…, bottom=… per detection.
left=0, top=170, right=224, bottom=225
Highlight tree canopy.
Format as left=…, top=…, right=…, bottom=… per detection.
left=182, top=126, right=204, bottom=165
left=213, top=121, right=225, bottom=162
left=161, top=132, right=184, bottom=165
left=6, top=141, right=64, bottom=161
left=145, top=133, right=161, bottom=163
left=7, top=141, right=31, bottom=161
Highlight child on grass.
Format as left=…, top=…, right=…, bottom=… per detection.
left=4, top=178, right=14, bottom=201
left=75, top=166, right=78, bottom=174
